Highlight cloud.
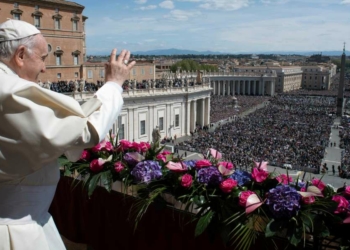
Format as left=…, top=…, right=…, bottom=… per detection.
left=134, top=0, right=147, bottom=4
left=198, top=0, right=250, bottom=11
left=261, top=0, right=289, bottom=4
left=341, top=0, right=350, bottom=4
left=163, top=9, right=201, bottom=21
left=159, top=1, right=175, bottom=9
left=140, top=5, right=157, bottom=10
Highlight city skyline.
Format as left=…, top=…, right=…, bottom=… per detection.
left=82, top=0, right=350, bottom=55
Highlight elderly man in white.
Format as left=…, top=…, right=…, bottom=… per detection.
left=0, top=19, right=135, bottom=249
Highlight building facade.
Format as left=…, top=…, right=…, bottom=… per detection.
left=0, top=0, right=86, bottom=81
left=70, top=83, right=212, bottom=142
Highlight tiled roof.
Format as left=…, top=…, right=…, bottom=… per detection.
left=38, top=0, right=84, bottom=8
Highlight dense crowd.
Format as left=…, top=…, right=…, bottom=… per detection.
left=339, top=116, right=350, bottom=178
left=210, top=95, right=270, bottom=123
left=178, top=95, right=335, bottom=172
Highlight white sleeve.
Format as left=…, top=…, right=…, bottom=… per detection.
left=89, top=82, right=124, bottom=141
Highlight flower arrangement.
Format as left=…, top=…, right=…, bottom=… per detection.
left=60, top=135, right=350, bottom=250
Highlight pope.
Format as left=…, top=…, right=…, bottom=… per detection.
left=0, top=19, right=135, bottom=249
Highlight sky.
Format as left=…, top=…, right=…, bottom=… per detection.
left=79, top=0, right=350, bottom=55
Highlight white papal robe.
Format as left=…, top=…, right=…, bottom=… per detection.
left=0, top=62, right=124, bottom=250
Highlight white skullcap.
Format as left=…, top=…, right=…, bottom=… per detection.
left=0, top=19, right=40, bottom=42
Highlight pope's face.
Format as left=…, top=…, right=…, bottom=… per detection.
left=20, top=34, right=48, bottom=82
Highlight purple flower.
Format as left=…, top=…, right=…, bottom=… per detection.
left=197, top=166, right=223, bottom=186
left=266, top=185, right=301, bottom=219
left=131, top=160, right=162, bottom=183
left=229, top=170, right=251, bottom=186
left=183, top=160, right=197, bottom=169
left=124, top=152, right=142, bottom=168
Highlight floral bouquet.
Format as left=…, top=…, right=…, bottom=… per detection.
left=60, top=136, right=350, bottom=250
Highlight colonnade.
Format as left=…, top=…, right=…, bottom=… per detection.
left=186, top=97, right=210, bottom=134
left=210, top=79, right=275, bottom=96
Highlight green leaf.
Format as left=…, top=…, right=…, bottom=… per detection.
left=88, top=173, right=101, bottom=197
left=265, top=219, right=277, bottom=237
left=193, top=195, right=206, bottom=206
left=58, top=155, right=72, bottom=167
left=101, top=171, right=113, bottom=192
left=195, top=210, right=214, bottom=237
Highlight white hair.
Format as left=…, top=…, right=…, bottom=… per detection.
left=0, top=35, right=37, bottom=61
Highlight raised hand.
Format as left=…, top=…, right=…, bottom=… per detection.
left=105, top=49, right=136, bottom=87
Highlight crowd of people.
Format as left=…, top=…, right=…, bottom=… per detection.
left=178, top=95, right=335, bottom=172
left=210, top=95, right=270, bottom=123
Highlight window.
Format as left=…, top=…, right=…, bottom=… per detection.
left=35, top=5, right=39, bottom=10
left=73, top=20, right=78, bottom=31
left=88, top=70, right=93, bottom=79
left=48, top=44, right=52, bottom=52
left=13, top=13, right=21, bottom=20
left=132, top=69, right=136, bottom=75
left=141, top=68, right=145, bottom=75
left=55, top=18, right=61, bottom=29
left=73, top=55, right=79, bottom=65
left=74, top=72, right=79, bottom=78
left=175, top=114, right=179, bottom=127
left=149, top=68, right=153, bottom=74
left=34, top=16, right=40, bottom=28
left=140, top=120, right=146, bottom=135
left=118, top=117, right=124, bottom=140
left=159, top=117, right=164, bottom=131
left=100, top=69, right=105, bottom=78
left=56, top=55, right=61, bottom=66
left=14, top=3, right=18, bottom=8
left=55, top=8, right=59, bottom=13
left=57, top=73, right=61, bottom=79
left=315, top=76, right=317, bottom=80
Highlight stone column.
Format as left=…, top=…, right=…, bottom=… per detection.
left=222, top=81, right=225, bottom=96
left=262, top=80, right=265, bottom=96
left=227, top=81, right=231, bottom=96
left=237, top=81, right=241, bottom=95
left=166, top=103, right=171, bottom=138
left=190, top=100, right=197, bottom=132
left=181, top=102, right=186, bottom=136
left=149, top=105, right=154, bottom=140
left=198, top=98, right=205, bottom=126
left=186, top=100, right=191, bottom=136
left=127, top=108, right=134, bottom=141
left=205, top=97, right=210, bottom=125
left=247, top=80, right=251, bottom=95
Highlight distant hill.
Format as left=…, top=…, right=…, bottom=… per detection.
left=131, top=48, right=349, bottom=56
left=132, top=48, right=224, bottom=56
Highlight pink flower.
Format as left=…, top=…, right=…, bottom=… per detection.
left=161, top=150, right=171, bottom=155
left=195, top=159, right=212, bottom=168
left=166, top=161, right=187, bottom=172
left=90, top=158, right=106, bottom=172
left=332, top=195, right=349, bottom=214
left=114, top=161, right=124, bottom=173
left=239, top=190, right=255, bottom=207
left=311, top=178, right=326, bottom=192
left=209, top=148, right=222, bottom=160
left=119, top=140, right=133, bottom=151
left=92, top=140, right=113, bottom=152
left=80, top=150, right=90, bottom=160
left=156, top=153, right=167, bottom=162
left=254, top=161, right=268, bottom=172
left=251, top=168, right=269, bottom=183
left=218, top=162, right=234, bottom=170
left=220, top=179, right=238, bottom=193
left=181, top=174, right=193, bottom=188
left=132, top=142, right=142, bottom=152
left=344, top=186, right=350, bottom=196
left=302, top=196, right=316, bottom=205
left=276, top=174, right=293, bottom=184
left=139, top=142, right=151, bottom=153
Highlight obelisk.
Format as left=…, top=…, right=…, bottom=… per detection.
left=336, top=43, right=346, bottom=117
